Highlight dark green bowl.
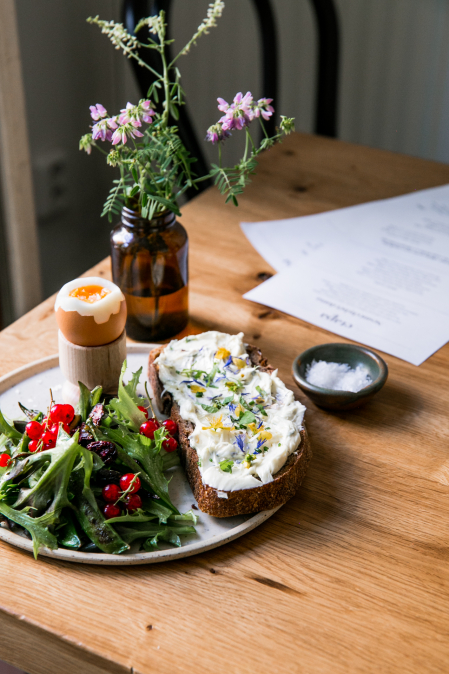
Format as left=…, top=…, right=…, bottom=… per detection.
left=292, top=343, right=388, bottom=411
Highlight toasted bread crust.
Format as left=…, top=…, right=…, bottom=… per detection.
left=148, top=343, right=312, bottom=517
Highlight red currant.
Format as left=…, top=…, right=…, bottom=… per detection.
left=102, top=483, right=121, bottom=502
left=138, top=405, right=149, bottom=419
left=140, top=419, right=159, bottom=439
left=162, top=419, right=178, bottom=436
left=25, top=420, right=43, bottom=440
left=49, top=423, right=60, bottom=437
left=125, top=494, right=142, bottom=512
left=42, top=429, right=56, bottom=444
left=120, top=473, right=141, bottom=494
left=0, top=453, right=11, bottom=467
left=41, top=430, right=56, bottom=449
left=50, top=404, right=75, bottom=425
left=63, top=404, right=75, bottom=423
left=103, top=504, right=121, bottom=519
left=28, top=440, right=41, bottom=453
left=162, top=437, right=178, bottom=453
left=62, top=423, right=71, bottom=435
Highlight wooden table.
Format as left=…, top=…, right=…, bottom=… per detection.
left=1, top=133, right=449, bottom=674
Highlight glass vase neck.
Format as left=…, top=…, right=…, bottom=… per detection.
left=121, top=206, right=176, bottom=230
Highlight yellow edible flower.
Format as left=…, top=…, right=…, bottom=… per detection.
left=190, top=384, right=206, bottom=393
left=257, top=430, right=272, bottom=442
left=247, top=422, right=258, bottom=434
left=232, top=357, right=246, bottom=369
left=202, top=415, right=226, bottom=432
left=234, top=404, right=244, bottom=418
left=215, top=348, right=231, bottom=360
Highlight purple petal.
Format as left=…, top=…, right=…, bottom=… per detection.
left=90, top=106, right=100, bottom=121
left=111, top=129, right=121, bottom=145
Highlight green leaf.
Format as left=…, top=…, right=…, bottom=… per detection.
left=115, top=522, right=196, bottom=549
left=0, top=411, right=22, bottom=444
left=57, top=511, right=82, bottom=549
left=18, top=403, right=43, bottom=422
left=91, top=386, right=103, bottom=408
left=237, top=411, right=257, bottom=427
left=239, top=395, right=253, bottom=412
left=108, top=362, right=147, bottom=432
left=168, top=508, right=199, bottom=525
left=104, top=511, right=158, bottom=525
left=219, top=459, right=233, bottom=474
left=200, top=396, right=233, bottom=414
left=146, top=193, right=181, bottom=217
left=12, top=433, right=83, bottom=514
left=77, top=383, right=102, bottom=422
left=0, top=503, right=58, bottom=558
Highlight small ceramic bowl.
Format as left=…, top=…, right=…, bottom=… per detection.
left=292, top=343, right=388, bottom=411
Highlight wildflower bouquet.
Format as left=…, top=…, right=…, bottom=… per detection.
left=79, top=1, right=295, bottom=221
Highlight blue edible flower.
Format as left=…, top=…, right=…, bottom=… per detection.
left=235, top=435, right=246, bottom=452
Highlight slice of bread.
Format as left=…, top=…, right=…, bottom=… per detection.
left=148, top=343, right=312, bottom=517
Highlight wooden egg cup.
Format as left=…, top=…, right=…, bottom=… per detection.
left=58, top=330, right=127, bottom=404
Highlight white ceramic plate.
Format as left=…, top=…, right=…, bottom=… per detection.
left=0, top=344, right=280, bottom=565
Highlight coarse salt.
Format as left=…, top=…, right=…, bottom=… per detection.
left=305, top=360, right=372, bottom=393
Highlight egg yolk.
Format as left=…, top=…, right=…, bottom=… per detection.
left=69, top=285, right=111, bottom=304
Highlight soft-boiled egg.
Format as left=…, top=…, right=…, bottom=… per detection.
left=55, top=277, right=127, bottom=346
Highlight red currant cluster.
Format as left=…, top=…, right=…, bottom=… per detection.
left=102, top=473, right=142, bottom=519
left=138, top=406, right=178, bottom=453
left=25, top=403, right=75, bottom=453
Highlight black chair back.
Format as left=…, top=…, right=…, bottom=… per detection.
left=122, top=0, right=340, bottom=198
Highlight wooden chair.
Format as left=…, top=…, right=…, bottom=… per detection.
left=122, top=0, right=340, bottom=201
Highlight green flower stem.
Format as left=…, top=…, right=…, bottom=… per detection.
left=259, top=118, right=270, bottom=139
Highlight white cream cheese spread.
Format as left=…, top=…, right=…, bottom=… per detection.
left=156, top=331, right=306, bottom=492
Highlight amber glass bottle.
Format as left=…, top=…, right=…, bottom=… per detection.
left=110, top=207, right=188, bottom=341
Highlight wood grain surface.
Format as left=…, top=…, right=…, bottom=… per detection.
left=0, top=133, right=449, bottom=674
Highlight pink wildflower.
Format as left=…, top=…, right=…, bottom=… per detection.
left=255, top=98, right=274, bottom=121
left=218, top=91, right=254, bottom=131
left=89, top=104, right=107, bottom=121
left=112, top=128, right=127, bottom=145
left=119, top=100, right=155, bottom=126
left=217, top=97, right=230, bottom=113
left=205, top=123, right=231, bottom=144
left=92, top=119, right=113, bottom=142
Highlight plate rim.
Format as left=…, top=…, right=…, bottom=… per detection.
left=0, top=342, right=281, bottom=565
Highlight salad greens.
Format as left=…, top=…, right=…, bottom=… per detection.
left=0, top=362, right=197, bottom=558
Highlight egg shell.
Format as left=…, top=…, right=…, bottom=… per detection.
left=56, top=300, right=127, bottom=347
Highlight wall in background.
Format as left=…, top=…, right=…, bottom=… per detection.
left=11, top=0, right=449, bottom=308
left=15, top=0, right=139, bottom=300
